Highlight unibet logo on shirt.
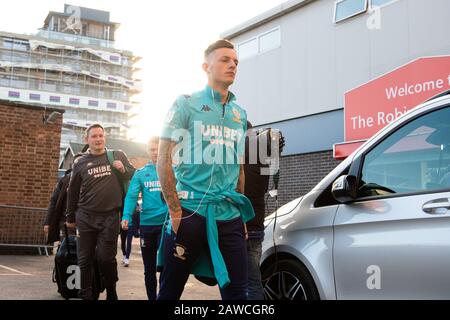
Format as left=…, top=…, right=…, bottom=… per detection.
left=144, top=180, right=162, bottom=192
left=87, top=165, right=112, bottom=178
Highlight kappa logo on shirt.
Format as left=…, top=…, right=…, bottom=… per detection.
left=201, top=105, right=212, bottom=112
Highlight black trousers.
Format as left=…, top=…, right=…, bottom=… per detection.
left=76, top=210, right=120, bottom=300
left=119, top=228, right=128, bottom=256
left=140, top=225, right=162, bottom=300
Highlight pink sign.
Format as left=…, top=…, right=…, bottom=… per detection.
left=345, top=56, right=450, bottom=142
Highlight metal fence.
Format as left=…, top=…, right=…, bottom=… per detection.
left=0, top=205, right=53, bottom=255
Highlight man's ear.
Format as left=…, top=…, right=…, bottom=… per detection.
left=202, top=62, right=210, bottom=73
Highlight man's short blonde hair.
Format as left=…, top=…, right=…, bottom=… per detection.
left=148, top=136, right=160, bottom=145
left=204, top=39, right=235, bottom=59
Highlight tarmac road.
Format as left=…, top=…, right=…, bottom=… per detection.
left=0, top=238, right=221, bottom=300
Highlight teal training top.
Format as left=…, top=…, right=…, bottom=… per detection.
left=158, top=86, right=254, bottom=288
left=122, top=162, right=167, bottom=226
left=160, top=85, right=248, bottom=221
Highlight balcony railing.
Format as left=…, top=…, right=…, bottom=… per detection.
left=36, top=29, right=115, bottom=49
left=0, top=50, right=135, bottom=77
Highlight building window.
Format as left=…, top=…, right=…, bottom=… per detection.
left=0, top=75, right=9, bottom=86
left=107, top=102, right=117, bottom=109
left=29, top=93, right=40, bottom=101
left=237, top=27, right=281, bottom=60
left=11, top=52, right=28, bottom=63
left=104, top=26, right=110, bottom=41
left=259, top=28, right=281, bottom=53
left=3, top=39, right=29, bottom=51
left=88, top=100, right=99, bottom=107
left=50, top=96, right=61, bottom=103
left=370, top=0, right=396, bottom=7
left=82, top=24, right=88, bottom=36
left=43, top=82, right=57, bottom=91
left=8, top=91, right=20, bottom=98
left=69, top=98, right=80, bottom=105
left=3, top=39, right=14, bottom=49
left=13, top=40, right=29, bottom=51
left=334, top=0, right=368, bottom=23
left=238, top=38, right=258, bottom=60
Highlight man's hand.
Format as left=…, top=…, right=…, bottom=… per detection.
left=121, top=220, right=129, bottom=231
left=170, top=209, right=183, bottom=235
left=43, top=225, right=49, bottom=235
left=236, top=163, right=245, bottom=194
left=113, top=160, right=125, bottom=173
left=66, top=222, right=76, bottom=229
left=244, top=223, right=248, bottom=240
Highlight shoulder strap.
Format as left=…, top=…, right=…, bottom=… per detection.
left=107, top=150, right=129, bottom=200
left=106, top=150, right=115, bottom=165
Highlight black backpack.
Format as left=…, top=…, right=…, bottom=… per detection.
left=106, top=150, right=131, bottom=197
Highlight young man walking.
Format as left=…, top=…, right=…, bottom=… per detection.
left=66, top=123, right=135, bottom=300
left=157, top=39, right=254, bottom=300
left=121, top=136, right=167, bottom=300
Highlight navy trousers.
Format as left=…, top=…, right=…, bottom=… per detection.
left=157, top=209, right=248, bottom=300
left=139, top=225, right=162, bottom=300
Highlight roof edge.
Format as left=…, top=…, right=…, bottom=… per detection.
left=221, top=0, right=316, bottom=39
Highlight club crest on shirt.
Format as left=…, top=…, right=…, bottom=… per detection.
left=232, top=108, right=242, bottom=124
left=174, top=244, right=187, bottom=260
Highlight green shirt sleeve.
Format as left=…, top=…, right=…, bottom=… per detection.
left=122, top=171, right=141, bottom=223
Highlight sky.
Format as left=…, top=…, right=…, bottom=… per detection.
left=0, top=0, right=285, bottom=142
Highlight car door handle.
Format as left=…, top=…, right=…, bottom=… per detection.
left=422, top=198, right=450, bottom=214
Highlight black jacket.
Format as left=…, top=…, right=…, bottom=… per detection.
left=44, top=171, right=71, bottom=244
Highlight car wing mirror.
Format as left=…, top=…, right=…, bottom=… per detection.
left=331, top=175, right=357, bottom=204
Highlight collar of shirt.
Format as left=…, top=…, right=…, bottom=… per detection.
left=204, top=85, right=236, bottom=105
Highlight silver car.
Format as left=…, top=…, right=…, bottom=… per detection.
left=261, top=90, right=450, bottom=300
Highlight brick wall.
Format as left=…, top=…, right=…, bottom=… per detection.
left=266, top=150, right=342, bottom=214
left=0, top=101, right=63, bottom=246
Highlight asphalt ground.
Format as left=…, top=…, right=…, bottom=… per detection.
left=0, top=238, right=221, bottom=300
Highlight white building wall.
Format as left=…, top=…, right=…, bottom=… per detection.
left=227, top=0, right=450, bottom=126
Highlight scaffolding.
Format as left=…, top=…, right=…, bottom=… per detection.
left=0, top=32, right=142, bottom=160
left=0, top=36, right=141, bottom=102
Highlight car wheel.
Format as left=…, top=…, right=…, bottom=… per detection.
left=261, top=259, right=320, bottom=300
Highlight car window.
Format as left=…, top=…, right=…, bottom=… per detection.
left=358, top=106, right=450, bottom=198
